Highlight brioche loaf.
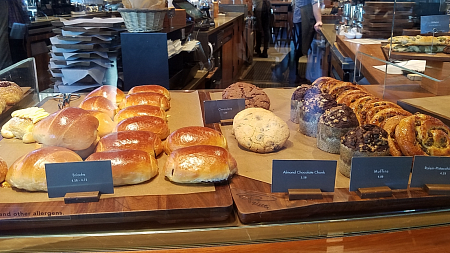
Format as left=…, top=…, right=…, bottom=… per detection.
left=79, top=96, right=116, bottom=119
left=114, top=105, right=167, bottom=123
left=6, top=147, right=83, bottom=191
left=89, top=110, right=115, bottom=137
left=164, top=145, right=238, bottom=183
left=164, top=126, right=227, bottom=154
left=96, top=130, right=163, bottom=157
left=115, top=115, right=170, bottom=140
left=128, top=85, right=171, bottom=100
left=86, top=149, right=158, bottom=186
left=119, top=92, right=170, bottom=111
left=32, top=107, right=99, bottom=151
left=85, top=85, right=125, bottom=105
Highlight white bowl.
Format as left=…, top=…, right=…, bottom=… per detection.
left=345, top=33, right=356, bottom=39
left=355, top=33, right=362, bottom=39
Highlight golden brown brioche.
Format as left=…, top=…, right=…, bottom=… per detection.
left=6, top=147, right=83, bottom=191
left=395, top=114, right=450, bottom=156
left=119, top=92, right=170, bottom=111
left=88, top=110, right=115, bottom=137
left=0, top=157, right=7, bottom=183
left=79, top=96, right=116, bottom=119
left=0, top=81, right=23, bottom=105
left=164, top=145, right=237, bottom=183
left=85, top=85, right=125, bottom=105
left=128, top=85, right=170, bottom=100
left=33, top=107, right=99, bottom=151
left=164, top=126, right=227, bottom=154
left=115, top=115, right=170, bottom=140
left=86, top=149, right=158, bottom=186
left=364, top=103, right=402, bottom=125
left=96, top=130, right=163, bottom=157
left=336, top=90, right=371, bottom=106
left=114, top=105, right=167, bottom=123
left=368, top=107, right=412, bottom=126
left=382, top=115, right=408, bottom=156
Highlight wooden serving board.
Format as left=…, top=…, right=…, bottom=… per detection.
left=230, top=175, right=450, bottom=224
left=381, top=43, right=450, bottom=61
left=203, top=88, right=450, bottom=224
left=0, top=91, right=234, bottom=230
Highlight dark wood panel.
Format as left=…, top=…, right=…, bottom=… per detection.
left=230, top=174, right=450, bottom=224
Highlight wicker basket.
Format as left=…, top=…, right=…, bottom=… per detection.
left=119, top=8, right=168, bottom=32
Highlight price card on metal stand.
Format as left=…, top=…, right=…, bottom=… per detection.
left=271, top=160, right=337, bottom=193
left=410, top=156, right=450, bottom=188
left=46, top=160, right=114, bottom=198
left=349, top=156, right=413, bottom=191
left=204, top=99, right=245, bottom=124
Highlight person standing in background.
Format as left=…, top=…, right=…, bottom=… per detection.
left=0, top=0, right=12, bottom=70
left=253, top=0, right=271, bottom=58
left=292, top=0, right=322, bottom=81
left=0, top=0, right=29, bottom=70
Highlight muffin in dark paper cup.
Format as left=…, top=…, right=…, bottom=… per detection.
left=290, top=85, right=310, bottom=123
left=317, top=105, right=359, bottom=154
left=298, top=93, right=337, bottom=137
left=339, top=124, right=389, bottom=178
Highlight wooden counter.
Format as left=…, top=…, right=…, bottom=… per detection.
left=332, top=34, right=435, bottom=101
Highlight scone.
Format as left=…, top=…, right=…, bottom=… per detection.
left=339, top=124, right=389, bottom=178
left=222, top=82, right=270, bottom=110
left=233, top=108, right=290, bottom=153
left=290, top=85, right=310, bottom=123
left=0, top=81, right=23, bottom=105
left=298, top=93, right=337, bottom=137
left=317, top=105, right=359, bottom=154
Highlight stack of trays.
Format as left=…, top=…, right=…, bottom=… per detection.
left=49, top=18, right=125, bottom=93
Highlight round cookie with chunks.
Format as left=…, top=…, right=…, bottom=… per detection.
left=233, top=108, right=290, bottom=153
left=222, top=82, right=270, bottom=110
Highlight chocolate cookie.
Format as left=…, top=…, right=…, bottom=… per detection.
left=222, top=82, right=270, bottom=110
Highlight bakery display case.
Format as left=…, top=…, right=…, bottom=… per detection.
left=0, top=58, right=41, bottom=126
left=3, top=1, right=450, bottom=251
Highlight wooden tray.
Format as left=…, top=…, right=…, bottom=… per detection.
left=0, top=91, right=234, bottom=231
left=381, top=42, right=450, bottom=61
left=230, top=175, right=450, bottom=224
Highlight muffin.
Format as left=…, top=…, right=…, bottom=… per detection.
left=298, top=93, right=337, bottom=137
left=339, top=124, right=390, bottom=177
left=317, top=105, right=359, bottom=154
left=290, top=85, right=310, bottom=123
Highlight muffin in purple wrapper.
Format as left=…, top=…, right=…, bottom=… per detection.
left=298, top=93, right=337, bottom=137
left=290, top=85, right=311, bottom=123
left=317, top=105, right=359, bottom=154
